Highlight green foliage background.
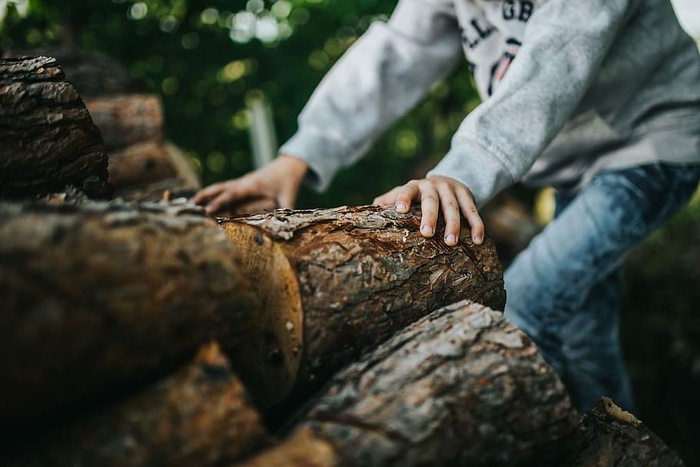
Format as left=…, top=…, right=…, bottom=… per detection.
left=2, top=1, right=699, bottom=464
left=0, top=0, right=479, bottom=208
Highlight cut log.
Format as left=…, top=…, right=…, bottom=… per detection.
left=3, top=47, right=145, bottom=98
left=108, top=140, right=178, bottom=189
left=239, top=300, right=579, bottom=467
left=0, top=200, right=256, bottom=422
left=113, top=176, right=198, bottom=203
left=567, top=398, right=685, bottom=466
left=83, top=94, right=164, bottom=151
left=4, top=343, right=271, bottom=467
left=0, top=56, right=112, bottom=199
left=220, top=206, right=506, bottom=409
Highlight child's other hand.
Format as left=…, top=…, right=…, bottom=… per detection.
left=373, top=175, right=484, bottom=246
left=193, top=155, right=308, bottom=215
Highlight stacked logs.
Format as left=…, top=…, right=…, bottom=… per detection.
left=2, top=47, right=201, bottom=201
left=0, top=54, right=686, bottom=466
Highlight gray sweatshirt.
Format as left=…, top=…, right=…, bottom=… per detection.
left=280, top=0, right=700, bottom=206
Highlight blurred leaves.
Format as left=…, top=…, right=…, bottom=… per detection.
left=0, top=0, right=479, bottom=208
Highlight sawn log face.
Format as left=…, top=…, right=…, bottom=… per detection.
left=221, top=206, right=506, bottom=408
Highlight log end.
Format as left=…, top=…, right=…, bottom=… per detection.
left=220, top=221, right=304, bottom=409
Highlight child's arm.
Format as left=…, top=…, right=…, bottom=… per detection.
left=387, top=0, right=636, bottom=244
left=280, top=0, right=464, bottom=193
left=428, top=0, right=636, bottom=207
left=194, top=0, right=462, bottom=215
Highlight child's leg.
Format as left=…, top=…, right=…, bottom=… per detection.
left=560, top=268, right=635, bottom=411
left=504, top=163, right=700, bottom=412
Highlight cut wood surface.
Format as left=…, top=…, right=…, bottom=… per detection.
left=4, top=343, right=271, bottom=467
left=567, top=398, right=685, bottom=466
left=84, top=94, right=164, bottom=150
left=240, top=300, right=578, bottom=467
left=0, top=200, right=256, bottom=422
left=0, top=56, right=111, bottom=199
left=220, top=206, right=506, bottom=409
left=108, top=140, right=178, bottom=189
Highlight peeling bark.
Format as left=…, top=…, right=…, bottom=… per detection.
left=220, top=206, right=506, bottom=409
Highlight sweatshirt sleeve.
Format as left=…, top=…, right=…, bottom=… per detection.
left=280, top=0, right=463, bottom=192
left=428, top=0, right=635, bottom=207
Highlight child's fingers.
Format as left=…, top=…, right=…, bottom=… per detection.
left=436, top=187, right=461, bottom=246
left=456, top=187, right=484, bottom=244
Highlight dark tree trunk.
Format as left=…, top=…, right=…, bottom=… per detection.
left=240, top=300, right=579, bottom=467
left=0, top=200, right=256, bottom=422
left=220, top=206, right=506, bottom=410
left=0, top=56, right=111, bottom=199
left=4, top=343, right=271, bottom=467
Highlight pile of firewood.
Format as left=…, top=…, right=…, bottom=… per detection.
left=0, top=54, right=686, bottom=466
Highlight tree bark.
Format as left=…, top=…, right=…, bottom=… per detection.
left=0, top=56, right=112, bottom=199
left=240, top=300, right=578, bottom=467
left=0, top=200, right=256, bottom=422
left=567, top=398, right=685, bottom=466
left=4, top=343, right=271, bottom=467
left=83, top=94, right=164, bottom=151
left=220, top=206, right=506, bottom=409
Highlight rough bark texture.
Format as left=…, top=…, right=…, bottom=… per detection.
left=0, top=56, right=111, bottom=199
left=240, top=300, right=578, bottom=467
left=4, top=343, right=271, bottom=467
left=0, top=200, right=256, bottom=422
left=567, top=398, right=685, bottom=466
left=84, top=94, right=164, bottom=151
left=220, top=206, right=506, bottom=409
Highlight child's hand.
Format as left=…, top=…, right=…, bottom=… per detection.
left=373, top=175, right=484, bottom=246
left=193, top=155, right=308, bottom=215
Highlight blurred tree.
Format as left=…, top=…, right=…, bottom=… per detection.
left=0, top=0, right=480, bottom=209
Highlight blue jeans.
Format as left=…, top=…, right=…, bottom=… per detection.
left=504, top=163, right=700, bottom=412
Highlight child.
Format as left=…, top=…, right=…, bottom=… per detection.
left=194, top=0, right=700, bottom=411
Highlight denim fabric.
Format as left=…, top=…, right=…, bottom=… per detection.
left=504, top=163, right=700, bottom=413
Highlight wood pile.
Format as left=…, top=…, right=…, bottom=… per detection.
left=0, top=54, right=686, bottom=466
